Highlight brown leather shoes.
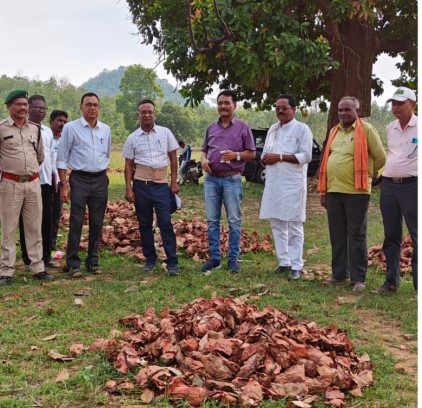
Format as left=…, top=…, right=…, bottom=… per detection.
left=371, top=284, right=397, bottom=294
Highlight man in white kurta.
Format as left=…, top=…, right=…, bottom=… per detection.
left=259, top=94, right=313, bottom=280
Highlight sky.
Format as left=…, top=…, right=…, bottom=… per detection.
left=1, top=0, right=401, bottom=106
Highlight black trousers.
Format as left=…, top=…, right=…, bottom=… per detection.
left=66, top=171, right=108, bottom=269
left=20, top=183, right=53, bottom=264
left=326, top=193, right=370, bottom=283
left=51, top=183, right=63, bottom=250
left=380, top=178, right=418, bottom=290
left=133, top=180, right=178, bottom=268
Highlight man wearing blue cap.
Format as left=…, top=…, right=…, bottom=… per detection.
left=0, top=90, right=54, bottom=285
left=373, top=86, right=418, bottom=293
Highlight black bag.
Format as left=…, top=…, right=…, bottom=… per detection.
left=169, top=188, right=177, bottom=214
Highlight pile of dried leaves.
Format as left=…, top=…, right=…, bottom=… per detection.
left=368, top=235, right=413, bottom=274
left=89, top=297, right=373, bottom=407
left=61, top=201, right=273, bottom=262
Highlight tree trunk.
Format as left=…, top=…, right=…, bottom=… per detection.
left=325, top=17, right=380, bottom=137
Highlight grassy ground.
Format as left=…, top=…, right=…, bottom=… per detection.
left=0, top=150, right=417, bottom=408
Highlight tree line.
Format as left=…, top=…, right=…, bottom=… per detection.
left=0, top=70, right=393, bottom=148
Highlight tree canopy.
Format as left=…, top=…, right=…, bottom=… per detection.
left=115, top=64, right=163, bottom=132
left=126, top=0, right=416, bottom=130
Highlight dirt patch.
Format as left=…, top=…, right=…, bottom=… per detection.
left=354, top=309, right=417, bottom=381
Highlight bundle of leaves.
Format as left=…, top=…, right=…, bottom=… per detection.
left=61, top=201, right=273, bottom=261
left=90, top=297, right=373, bottom=407
left=368, top=235, right=413, bottom=274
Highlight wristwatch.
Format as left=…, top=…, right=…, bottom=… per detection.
left=236, top=152, right=241, bottom=161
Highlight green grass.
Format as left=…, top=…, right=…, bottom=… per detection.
left=0, top=151, right=417, bottom=407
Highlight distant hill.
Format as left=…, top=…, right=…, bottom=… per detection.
left=82, top=66, right=126, bottom=96
left=81, top=66, right=185, bottom=104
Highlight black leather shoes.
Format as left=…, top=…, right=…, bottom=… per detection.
left=33, top=271, right=55, bottom=281
left=0, top=276, right=13, bottom=286
left=288, top=269, right=302, bottom=281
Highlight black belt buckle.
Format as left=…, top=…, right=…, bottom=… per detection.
left=391, top=177, right=403, bottom=184
left=19, top=175, right=31, bottom=182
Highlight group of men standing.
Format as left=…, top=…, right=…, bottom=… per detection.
left=0, top=86, right=417, bottom=294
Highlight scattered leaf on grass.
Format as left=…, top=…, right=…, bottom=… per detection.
left=42, top=334, right=58, bottom=341
left=73, top=289, right=92, bottom=296
left=68, top=342, right=85, bottom=357
left=74, top=298, right=85, bottom=306
left=30, top=346, right=39, bottom=351
left=140, top=388, right=155, bottom=403
left=25, top=315, right=38, bottom=322
left=55, top=369, right=70, bottom=383
left=1, top=293, right=21, bottom=302
left=48, top=349, right=74, bottom=362
left=336, top=296, right=357, bottom=305
left=307, top=247, right=321, bottom=255
left=124, top=286, right=139, bottom=293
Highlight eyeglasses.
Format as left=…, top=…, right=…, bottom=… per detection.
left=30, top=106, right=48, bottom=112
left=275, top=106, right=292, bottom=112
left=139, top=111, right=155, bottom=116
left=11, top=102, right=29, bottom=108
left=84, top=103, right=99, bottom=108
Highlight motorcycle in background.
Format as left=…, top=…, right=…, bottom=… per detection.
left=179, top=159, right=203, bottom=184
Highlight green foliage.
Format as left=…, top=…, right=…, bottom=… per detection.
left=156, top=101, right=196, bottom=143
left=115, top=64, right=163, bottom=133
left=126, top=0, right=416, bottom=115
left=0, top=75, right=85, bottom=121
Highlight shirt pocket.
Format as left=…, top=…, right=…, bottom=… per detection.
left=280, top=136, right=298, bottom=155
left=403, top=138, right=418, bottom=157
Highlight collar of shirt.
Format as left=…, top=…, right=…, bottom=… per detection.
left=138, top=124, right=157, bottom=136
left=338, top=120, right=357, bottom=132
left=80, top=116, right=101, bottom=129
left=6, top=116, right=29, bottom=127
left=392, top=114, right=418, bottom=131
left=217, top=117, right=235, bottom=128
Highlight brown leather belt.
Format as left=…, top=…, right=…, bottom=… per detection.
left=213, top=171, right=240, bottom=178
left=2, top=172, right=39, bottom=182
left=383, top=176, right=417, bottom=184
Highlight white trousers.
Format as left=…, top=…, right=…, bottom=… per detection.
left=269, top=218, right=304, bottom=270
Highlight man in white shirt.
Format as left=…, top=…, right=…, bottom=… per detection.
left=259, top=94, right=313, bottom=281
left=122, top=99, right=179, bottom=276
left=19, top=95, right=60, bottom=269
left=373, top=87, right=418, bottom=293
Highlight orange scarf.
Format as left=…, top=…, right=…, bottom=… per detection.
left=317, top=118, right=369, bottom=194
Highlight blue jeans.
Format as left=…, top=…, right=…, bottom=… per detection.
left=133, top=180, right=177, bottom=268
left=203, top=173, right=243, bottom=261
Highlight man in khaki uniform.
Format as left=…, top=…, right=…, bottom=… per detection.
left=0, top=89, right=54, bottom=285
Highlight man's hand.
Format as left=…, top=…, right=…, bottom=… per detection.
left=125, top=189, right=135, bottom=203
left=170, top=181, right=179, bottom=195
left=60, top=184, right=69, bottom=203
left=202, top=159, right=212, bottom=174
left=262, top=153, right=281, bottom=165
left=320, top=195, right=327, bottom=209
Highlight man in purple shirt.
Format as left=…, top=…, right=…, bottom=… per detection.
left=201, top=90, right=256, bottom=274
